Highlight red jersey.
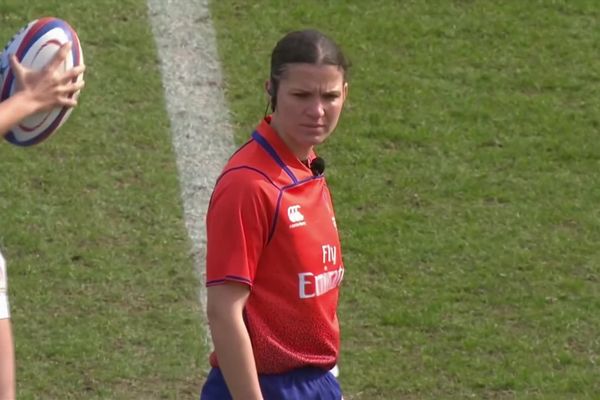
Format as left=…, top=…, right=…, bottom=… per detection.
left=206, top=117, right=345, bottom=374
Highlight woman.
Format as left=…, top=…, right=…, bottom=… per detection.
left=0, top=41, right=85, bottom=399
left=201, top=29, right=350, bottom=400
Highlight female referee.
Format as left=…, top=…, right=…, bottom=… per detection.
left=201, top=29, right=350, bottom=400
left=0, top=41, right=85, bottom=399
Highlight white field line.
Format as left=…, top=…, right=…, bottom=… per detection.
left=146, top=0, right=235, bottom=349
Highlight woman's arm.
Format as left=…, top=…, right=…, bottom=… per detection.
left=0, top=41, right=85, bottom=137
left=0, top=319, right=14, bottom=400
left=207, top=283, right=263, bottom=400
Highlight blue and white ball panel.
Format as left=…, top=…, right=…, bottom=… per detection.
left=0, top=17, right=83, bottom=146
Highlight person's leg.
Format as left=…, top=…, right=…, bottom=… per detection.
left=0, top=319, right=14, bottom=400
left=0, top=252, right=15, bottom=400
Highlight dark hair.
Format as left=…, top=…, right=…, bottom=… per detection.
left=269, top=29, right=350, bottom=111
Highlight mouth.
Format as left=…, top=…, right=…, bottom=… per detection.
left=300, top=124, right=325, bottom=129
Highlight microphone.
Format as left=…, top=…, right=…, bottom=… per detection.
left=310, top=157, right=326, bottom=176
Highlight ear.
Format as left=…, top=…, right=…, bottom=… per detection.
left=265, top=79, right=273, bottom=96
left=342, top=82, right=349, bottom=101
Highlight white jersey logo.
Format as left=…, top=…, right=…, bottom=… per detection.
left=298, top=266, right=345, bottom=299
left=287, top=205, right=306, bottom=228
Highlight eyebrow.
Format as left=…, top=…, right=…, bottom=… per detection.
left=289, top=88, right=342, bottom=94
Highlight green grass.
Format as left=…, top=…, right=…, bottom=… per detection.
left=1, top=1, right=205, bottom=398
left=2, top=0, right=600, bottom=398
left=210, top=0, right=600, bottom=398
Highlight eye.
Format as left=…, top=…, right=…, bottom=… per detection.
left=323, top=92, right=341, bottom=101
left=293, top=92, right=311, bottom=98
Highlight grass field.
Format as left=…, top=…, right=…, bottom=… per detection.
left=1, top=0, right=600, bottom=399
left=210, top=1, right=600, bottom=399
left=1, top=1, right=204, bottom=398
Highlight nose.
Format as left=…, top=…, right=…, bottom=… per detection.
left=306, top=99, right=325, bottom=118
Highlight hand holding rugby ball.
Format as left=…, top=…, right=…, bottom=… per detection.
left=0, top=17, right=85, bottom=146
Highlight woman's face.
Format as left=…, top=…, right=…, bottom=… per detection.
left=269, top=63, right=348, bottom=160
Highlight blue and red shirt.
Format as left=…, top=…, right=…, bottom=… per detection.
left=206, top=117, right=345, bottom=374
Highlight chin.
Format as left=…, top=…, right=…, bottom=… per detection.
left=305, top=134, right=328, bottom=146
left=304, top=129, right=331, bottom=141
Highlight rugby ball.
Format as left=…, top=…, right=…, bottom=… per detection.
left=0, top=17, right=83, bottom=146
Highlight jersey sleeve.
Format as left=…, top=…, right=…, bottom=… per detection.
left=206, top=168, right=275, bottom=287
left=0, top=252, right=10, bottom=319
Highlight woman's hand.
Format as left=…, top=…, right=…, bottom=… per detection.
left=9, top=41, right=85, bottom=113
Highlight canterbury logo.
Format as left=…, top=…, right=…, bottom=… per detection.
left=287, top=205, right=305, bottom=223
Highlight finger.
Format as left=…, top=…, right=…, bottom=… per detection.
left=64, top=98, right=78, bottom=107
left=60, top=79, right=85, bottom=94
left=8, top=54, right=23, bottom=77
left=46, top=41, right=72, bottom=70
left=53, top=90, right=80, bottom=107
left=57, top=97, right=78, bottom=108
left=60, top=65, right=86, bottom=83
left=68, top=80, right=85, bottom=92
left=72, top=64, right=86, bottom=75
left=53, top=78, right=85, bottom=94
left=8, top=54, right=26, bottom=88
left=57, top=84, right=84, bottom=104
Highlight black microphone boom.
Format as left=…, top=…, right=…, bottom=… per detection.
left=310, top=157, right=326, bottom=176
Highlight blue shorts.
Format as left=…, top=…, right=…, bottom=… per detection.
left=200, top=367, right=343, bottom=400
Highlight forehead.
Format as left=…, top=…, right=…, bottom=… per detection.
left=280, top=63, right=345, bottom=89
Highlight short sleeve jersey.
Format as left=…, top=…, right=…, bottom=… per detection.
left=206, top=117, right=345, bottom=374
left=0, top=251, right=10, bottom=319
